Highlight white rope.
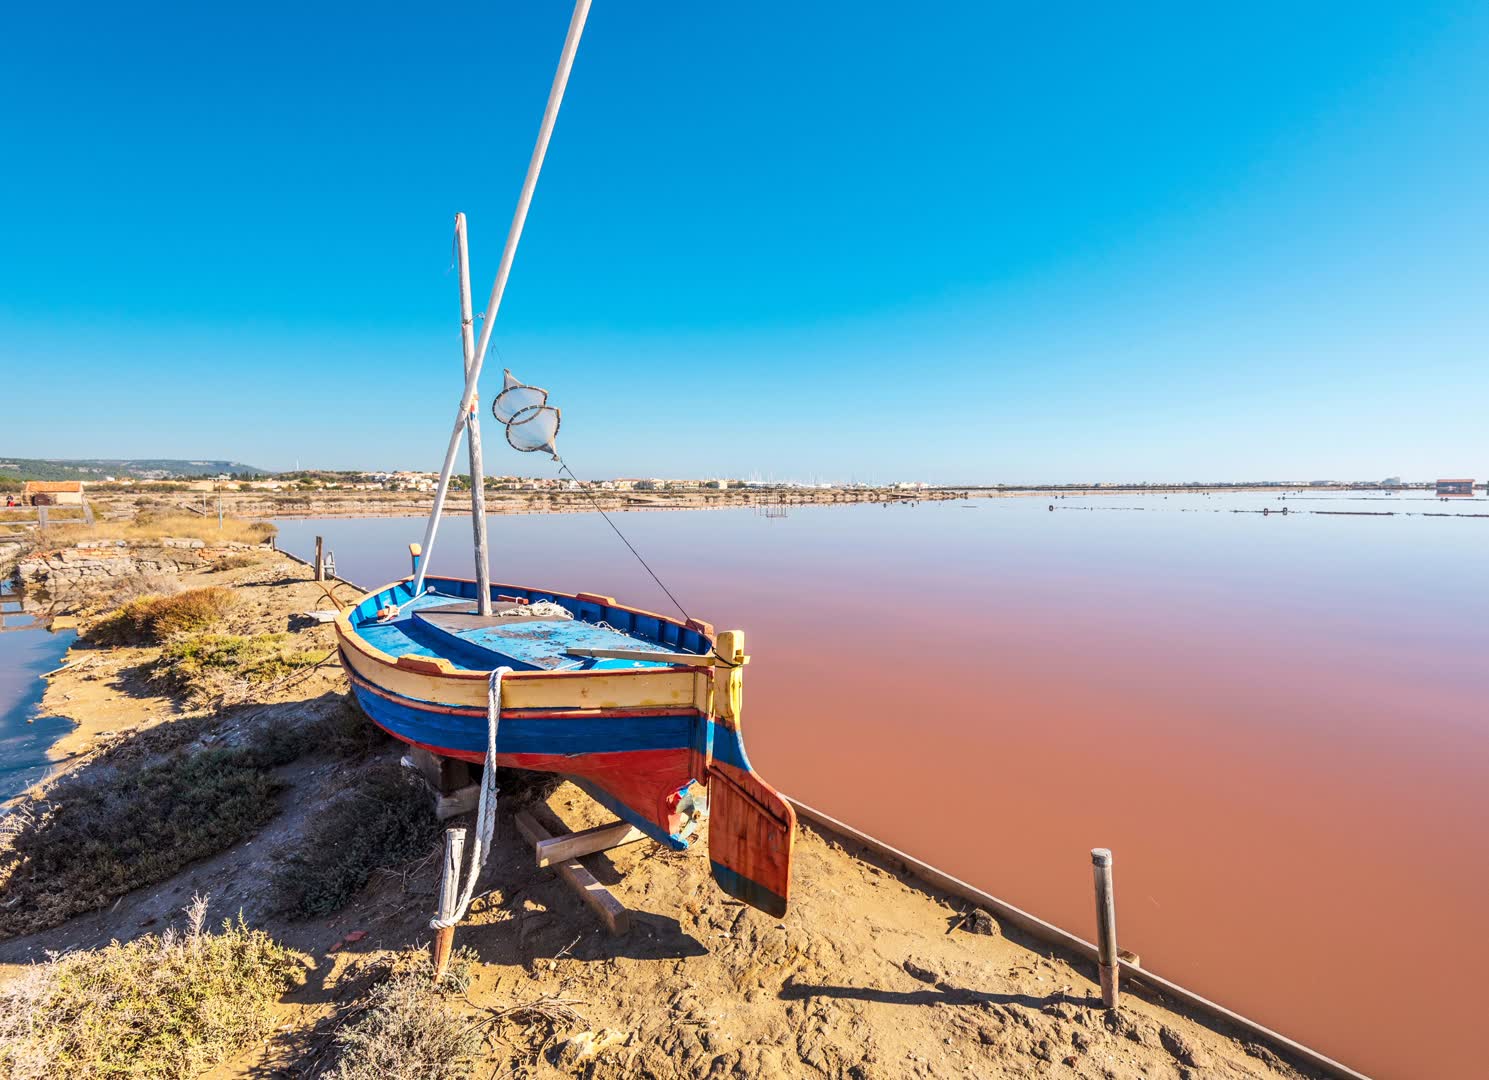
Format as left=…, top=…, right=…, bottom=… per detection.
left=499, top=600, right=571, bottom=619
left=430, top=666, right=510, bottom=930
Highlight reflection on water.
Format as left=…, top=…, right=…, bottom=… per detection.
left=0, top=586, right=77, bottom=805
left=274, top=492, right=1489, bottom=1079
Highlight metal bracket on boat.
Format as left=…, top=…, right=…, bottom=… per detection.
left=564, top=647, right=748, bottom=667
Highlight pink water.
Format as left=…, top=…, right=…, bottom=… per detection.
left=275, top=494, right=1489, bottom=1079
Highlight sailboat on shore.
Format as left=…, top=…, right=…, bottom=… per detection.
left=333, top=0, right=795, bottom=917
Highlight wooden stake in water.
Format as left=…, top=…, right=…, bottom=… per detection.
left=454, top=213, right=491, bottom=616
left=1092, top=848, right=1119, bottom=1008
left=432, top=827, right=467, bottom=983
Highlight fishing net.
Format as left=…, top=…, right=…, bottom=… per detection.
left=491, top=369, right=561, bottom=459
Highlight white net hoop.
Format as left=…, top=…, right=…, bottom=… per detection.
left=491, top=370, right=561, bottom=459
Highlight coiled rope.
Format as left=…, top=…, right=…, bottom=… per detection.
left=429, top=666, right=510, bottom=930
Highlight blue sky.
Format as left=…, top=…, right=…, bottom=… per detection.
left=2, top=2, right=1486, bottom=482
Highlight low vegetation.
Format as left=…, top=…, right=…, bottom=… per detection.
left=273, top=765, right=439, bottom=918
left=327, top=953, right=480, bottom=1080
left=0, top=747, right=283, bottom=937
left=87, top=585, right=237, bottom=645
left=212, top=550, right=273, bottom=571
left=254, top=695, right=394, bottom=763
left=0, top=895, right=299, bottom=1080
left=0, top=696, right=391, bottom=938
left=158, top=632, right=327, bottom=702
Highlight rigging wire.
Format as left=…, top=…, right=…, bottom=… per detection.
left=554, top=457, right=737, bottom=667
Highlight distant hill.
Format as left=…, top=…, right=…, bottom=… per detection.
left=0, top=458, right=268, bottom=481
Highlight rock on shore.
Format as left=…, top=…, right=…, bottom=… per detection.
left=11, top=539, right=272, bottom=587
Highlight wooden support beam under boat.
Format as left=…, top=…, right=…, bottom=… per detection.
left=514, top=810, right=630, bottom=935
left=533, top=819, right=647, bottom=868
left=407, top=746, right=472, bottom=794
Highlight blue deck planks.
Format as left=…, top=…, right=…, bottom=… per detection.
left=350, top=579, right=706, bottom=672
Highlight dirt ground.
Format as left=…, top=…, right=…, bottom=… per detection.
left=2, top=553, right=1322, bottom=1079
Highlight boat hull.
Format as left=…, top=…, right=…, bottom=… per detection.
left=335, top=574, right=795, bottom=915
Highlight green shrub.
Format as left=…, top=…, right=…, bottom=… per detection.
left=0, top=749, right=284, bottom=937
left=157, top=632, right=325, bottom=702
left=273, top=765, right=438, bottom=918
left=88, top=586, right=237, bottom=645
left=0, top=895, right=299, bottom=1080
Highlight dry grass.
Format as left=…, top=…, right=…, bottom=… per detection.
left=0, top=894, right=299, bottom=1080
left=325, top=953, right=480, bottom=1080
left=86, top=586, right=237, bottom=645
left=213, top=550, right=273, bottom=571
left=0, top=506, right=86, bottom=523
left=156, top=631, right=328, bottom=703
left=272, top=765, right=439, bottom=919
left=15, top=511, right=275, bottom=552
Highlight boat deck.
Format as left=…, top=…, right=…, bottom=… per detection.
left=351, top=590, right=685, bottom=673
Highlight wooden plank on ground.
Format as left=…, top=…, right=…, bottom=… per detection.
left=514, top=810, right=630, bottom=936
left=533, top=819, right=647, bottom=868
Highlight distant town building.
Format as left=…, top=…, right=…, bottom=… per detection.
left=21, top=480, right=84, bottom=506
left=1435, top=478, right=1475, bottom=497
left=387, top=471, right=437, bottom=492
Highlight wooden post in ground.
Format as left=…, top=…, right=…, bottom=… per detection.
left=1092, top=848, right=1119, bottom=1008
left=432, top=827, right=467, bottom=983
left=313, top=536, right=325, bottom=582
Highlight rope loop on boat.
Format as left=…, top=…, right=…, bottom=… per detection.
left=429, top=666, right=510, bottom=930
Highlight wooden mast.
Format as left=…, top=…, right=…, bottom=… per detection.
left=455, top=213, right=492, bottom=616
left=413, top=0, right=593, bottom=598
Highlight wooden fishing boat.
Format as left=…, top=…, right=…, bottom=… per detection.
left=337, top=562, right=796, bottom=916
left=336, top=0, right=795, bottom=920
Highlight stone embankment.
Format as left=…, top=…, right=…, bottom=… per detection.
left=10, top=539, right=274, bottom=588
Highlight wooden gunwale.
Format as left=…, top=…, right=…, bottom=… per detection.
left=342, top=664, right=703, bottom=720
left=334, top=575, right=715, bottom=684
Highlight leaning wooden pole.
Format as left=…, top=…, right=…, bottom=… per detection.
left=1091, top=848, right=1119, bottom=1008
left=455, top=213, right=492, bottom=616
left=413, top=0, right=593, bottom=597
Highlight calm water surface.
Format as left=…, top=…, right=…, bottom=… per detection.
left=275, top=493, right=1489, bottom=1079
left=0, top=586, right=76, bottom=804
